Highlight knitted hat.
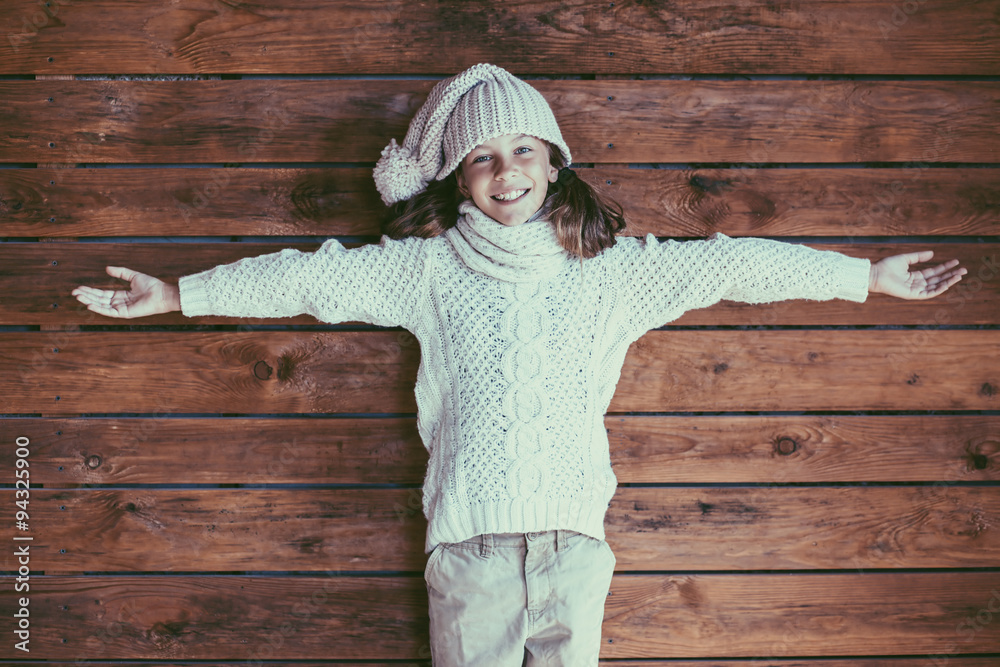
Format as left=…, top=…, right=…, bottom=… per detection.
left=373, top=63, right=573, bottom=206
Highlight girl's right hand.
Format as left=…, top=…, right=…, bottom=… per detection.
left=71, top=266, right=181, bottom=318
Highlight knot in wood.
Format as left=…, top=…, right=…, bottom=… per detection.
left=775, top=437, right=798, bottom=456
left=253, top=360, right=273, bottom=380
left=969, top=441, right=997, bottom=470
left=689, top=175, right=713, bottom=191
left=86, top=454, right=102, bottom=469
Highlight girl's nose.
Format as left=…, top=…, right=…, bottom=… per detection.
left=493, top=157, right=518, bottom=180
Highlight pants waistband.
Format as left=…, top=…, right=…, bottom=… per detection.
left=471, top=530, right=577, bottom=557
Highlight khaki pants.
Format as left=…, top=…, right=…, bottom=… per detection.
left=424, top=529, right=616, bottom=666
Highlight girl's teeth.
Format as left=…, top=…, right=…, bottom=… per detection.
left=493, top=189, right=526, bottom=201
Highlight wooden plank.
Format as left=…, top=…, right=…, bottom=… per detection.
left=2, top=331, right=997, bottom=413
left=2, top=415, right=996, bottom=486
left=605, top=662, right=1000, bottom=667
left=3, top=242, right=997, bottom=326
left=0, top=573, right=994, bottom=659
left=607, top=415, right=1000, bottom=484
left=5, top=486, right=995, bottom=573
left=0, top=167, right=383, bottom=237
left=15, top=662, right=999, bottom=667
left=600, top=573, right=1000, bottom=658
left=2, top=166, right=997, bottom=238
left=1, top=0, right=997, bottom=75
left=1, top=80, right=997, bottom=163
left=0, top=575, right=429, bottom=660
left=25, top=662, right=999, bottom=667
left=0, top=417, right=425, bottom=485
left=9, top=662, right=998, bottom=667
left=604, top=486, right=1000, bottom=571
left=615, top=330, right=1000, bottom=412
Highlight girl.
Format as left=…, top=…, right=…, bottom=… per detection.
left=72, top=63, right=966, bottom=666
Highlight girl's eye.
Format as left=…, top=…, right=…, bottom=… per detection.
left=470, top=146, right=531, bottom=164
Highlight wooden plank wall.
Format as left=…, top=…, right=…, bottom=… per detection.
left=1, top=0, right=998, bottom=663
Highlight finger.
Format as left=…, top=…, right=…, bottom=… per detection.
left=82, top=302, right=126, bottom=318
left=106, top=265, right=139, bottom=283
left=74, top=287, right=121, bottom=306
left=929, top=268, right=967, bottom=286
left=920, top=259, right=962, bottom=278
left=71, top=286, right=113, bottom=300
left=914, top=265, right=957, bottom=283
left=926, top=273, right=964, bottom=296
left=71, top=290, right=108, bottom=307
left=925, top=270, right=962, bottom=289
left=899, top=250, right=935, bottom=266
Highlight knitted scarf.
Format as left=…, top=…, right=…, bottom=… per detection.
left=445, top=197, right=570, bottom=283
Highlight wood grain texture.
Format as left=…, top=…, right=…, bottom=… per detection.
left=3, top=330, right=996, bottom=414
left=0, top=575, right=430, bottom=660
left=1, top=0, right=998, bottom=75
left=3, top=242, right=997, bottom=326
left=1, top=166, right=997, bottom=238
left=2, top=416, right=996, bottom=486
left=4, top=486, right=995, bottom=573
left=600, top=572, right=1000, bottom=658
left=2, top=662, right=994, bottom=667
left=604, top=662, right=1000, bottom=667
left=0, top=3, right=996, bottom=663
left=606, top=415, right=1000, bottom=483
left=0, top=573, right=995, bottom=659
left=1, top=80, right=997, bottom=163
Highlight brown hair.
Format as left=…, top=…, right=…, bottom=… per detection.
left=381, top=140, right=628, bottom=260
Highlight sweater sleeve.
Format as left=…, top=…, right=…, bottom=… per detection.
left=622, top=231, right=871, bottom=336
left=177, top=234, right=429, bottom=329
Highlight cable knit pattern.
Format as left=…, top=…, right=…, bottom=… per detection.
left=178, top=210, right=870, bottom=554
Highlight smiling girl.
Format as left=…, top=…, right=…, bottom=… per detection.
left=73, top=63, right=966, bottom=666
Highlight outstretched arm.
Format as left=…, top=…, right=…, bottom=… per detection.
left=868, top=251, right=966, bottom=300
left=72, top=266, right=179, bottom=318
left=73, top=235, right=430, bottom=328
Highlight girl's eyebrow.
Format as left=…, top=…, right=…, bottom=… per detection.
left=471, top=134, right=534, bottom=151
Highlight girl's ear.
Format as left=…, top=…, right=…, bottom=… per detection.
left=455, top=166, right=468, bottom=196
left=547, top=163, right=559, bottom=183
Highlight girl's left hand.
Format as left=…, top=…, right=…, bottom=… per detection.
left=870, top=251, right=967, bottom=300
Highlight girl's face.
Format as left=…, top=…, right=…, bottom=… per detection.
left=456, top=133, right=559, bottom=227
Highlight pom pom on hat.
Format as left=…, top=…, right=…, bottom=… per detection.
left=372, top=139, right=427, bottom=206
left=373, top=63, right=572, bottom=207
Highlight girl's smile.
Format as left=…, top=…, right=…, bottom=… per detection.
left=456, top=133, right=559, bottom=227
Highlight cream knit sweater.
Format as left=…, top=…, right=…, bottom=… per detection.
left=178, top=198, right=870, bottom=554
